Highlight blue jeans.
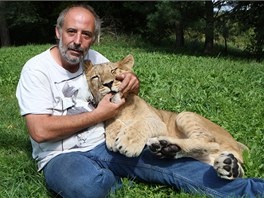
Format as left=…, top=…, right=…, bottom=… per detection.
left=43, top=142, right=264, bottom=198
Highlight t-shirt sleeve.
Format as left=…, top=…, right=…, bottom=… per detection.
left=85, top=49, right=109, bottom=64
left=16, top=68, right=54, bottom=116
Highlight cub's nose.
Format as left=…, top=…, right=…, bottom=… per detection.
left=103, top=81, right=113, bottom=89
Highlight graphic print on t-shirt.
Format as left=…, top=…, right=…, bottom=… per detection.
left=62, top=82, right=89, bottom=115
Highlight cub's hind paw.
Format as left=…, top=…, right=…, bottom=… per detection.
left=147, top=138, right=181, bottom=158
left=214, top=152, right=244, bottom=180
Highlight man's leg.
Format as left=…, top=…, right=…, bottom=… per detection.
left=43, top=151, right=118, bottom=198
left=89, top=143, right=264, bottom=198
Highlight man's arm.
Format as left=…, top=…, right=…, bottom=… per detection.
left=26, top=93, right=125, bottom=143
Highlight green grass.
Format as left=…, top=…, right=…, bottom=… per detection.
left=0, top=36, right=263, bottom=197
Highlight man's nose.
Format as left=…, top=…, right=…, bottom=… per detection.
left=74, top=33, right=82, bottom=45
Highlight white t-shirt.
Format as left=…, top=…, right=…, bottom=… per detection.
left=16, top=47, right=109, bottom=171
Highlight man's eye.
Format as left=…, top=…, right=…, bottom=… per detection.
left=67, top=29, right=75, bottom=33
left=83, top=32, right=93, bottom=39
left=67, top=30, right=76, bottom=36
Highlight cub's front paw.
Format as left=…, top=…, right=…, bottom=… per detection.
left=106, top=135, right=118, bottom=152
left=115, top=134, right=146, bottom=157
left=214, top=152, right=244, bottom=180
left=147, top=137, right=181, bottom=158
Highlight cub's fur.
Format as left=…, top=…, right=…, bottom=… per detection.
left=84, top=55, right=248, bottom=180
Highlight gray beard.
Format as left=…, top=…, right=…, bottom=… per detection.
left=58, top=39, right=85, bottom=65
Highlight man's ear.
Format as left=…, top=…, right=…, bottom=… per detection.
left=55, top=26, right=61, bottom=40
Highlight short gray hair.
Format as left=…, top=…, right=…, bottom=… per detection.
left=56, top=4, right=101, bottom=43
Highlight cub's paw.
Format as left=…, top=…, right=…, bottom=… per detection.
left=106, top=135, right=118, bottom=152
left=214, top=152, right=244, bottom=180
left=115, top=134, right=146, bottom=157
left=147, top=137, right=181, bottom=158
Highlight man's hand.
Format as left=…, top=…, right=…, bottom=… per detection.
left=116, top=72, right=140, bottom=95
left=94, top=93, right=125, bottom=121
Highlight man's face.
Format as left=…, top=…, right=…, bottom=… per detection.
left=56, top=7, right=95, bottom=65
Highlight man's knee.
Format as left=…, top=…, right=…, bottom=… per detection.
left=66, top=171, right=116, bottom=198
left=43, top=153, right=117, bottom=198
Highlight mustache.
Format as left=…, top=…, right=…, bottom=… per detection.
left=68, top=45, right=85, bottom=53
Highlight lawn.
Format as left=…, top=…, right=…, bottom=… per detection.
left=0, top=36, right=263, bottom=197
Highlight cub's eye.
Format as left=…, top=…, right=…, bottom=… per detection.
left=91, top=75, right=99, bottom=80
left=111, top=68, right=117, bottom=74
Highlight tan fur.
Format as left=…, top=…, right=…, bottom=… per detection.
left=84, top=55, right=248, bottom=180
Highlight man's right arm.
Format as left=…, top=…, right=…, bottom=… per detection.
left=25, top=93, right=125, bottom=143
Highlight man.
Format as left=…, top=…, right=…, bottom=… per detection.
left=16, top=4, right=264, bottom=198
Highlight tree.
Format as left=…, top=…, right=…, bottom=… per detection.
left=0, top=1, right=10, bottom=47
left=204, top=1, right=214, bottom=54
left=231, top=2, right=264, bottom=61
left=3, top=1, right=62, bottom=46
left=146, top=2, right=182, bottom=46
left=146, top=2, right=203, bottom=48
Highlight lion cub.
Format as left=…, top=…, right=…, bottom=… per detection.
left=84, top=54, right=248, bottom=180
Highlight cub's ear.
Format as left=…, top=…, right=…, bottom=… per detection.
left=119, top=54, right=134, bottom=70
left=83, top=60, right=93, bottom=73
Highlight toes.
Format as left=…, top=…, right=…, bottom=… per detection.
left=223, top=165, right=231, bottom=172
left=232, top=162, right=239, bottom=178
left=223, top=158, right=232, bottom=164
left=228, top=153, right=235, bottom=159
left=159, top=139, right=169, bottom=146
left=148, top=142, right=161, bottom=152
left=161, top=144, right=181, bottom=157
left=222, top=155, right=239, bottom=178
left=148, top=139, right=181, bottom=158
left=214, top=152, right=243, bottom=180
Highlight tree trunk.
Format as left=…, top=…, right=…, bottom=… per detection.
left=0, top=1, right=10, bottom=47
left=175, top=20, right=184, bottom=48
left=224, top=37, right=227, bottom=53
left=255, top=30, right=263, bottom=62
left=204, top=1, right=214, bottom=54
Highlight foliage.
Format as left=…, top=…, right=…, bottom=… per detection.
left=3, top=1, right=61, bottom=45
left=0, top=1, right=263, bottom=60
left=230, top=2, right=264, bottom=61
left=0, top=35, right=263, bottom=197
left=145, top=2, right=204, bottom=44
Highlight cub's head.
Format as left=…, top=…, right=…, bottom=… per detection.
left=84, top=54, right=134, bottom=104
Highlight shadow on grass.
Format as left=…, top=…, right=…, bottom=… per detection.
left=0, top=125, right=59, bottom=197
left=0, top=125, right=32, bottom=156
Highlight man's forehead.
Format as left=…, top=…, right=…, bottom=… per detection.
left=62, top=7, right=95, bottom=30
left=67, top=7, right=90, bottom=14
left=64, top=7, right=95, bottom=24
